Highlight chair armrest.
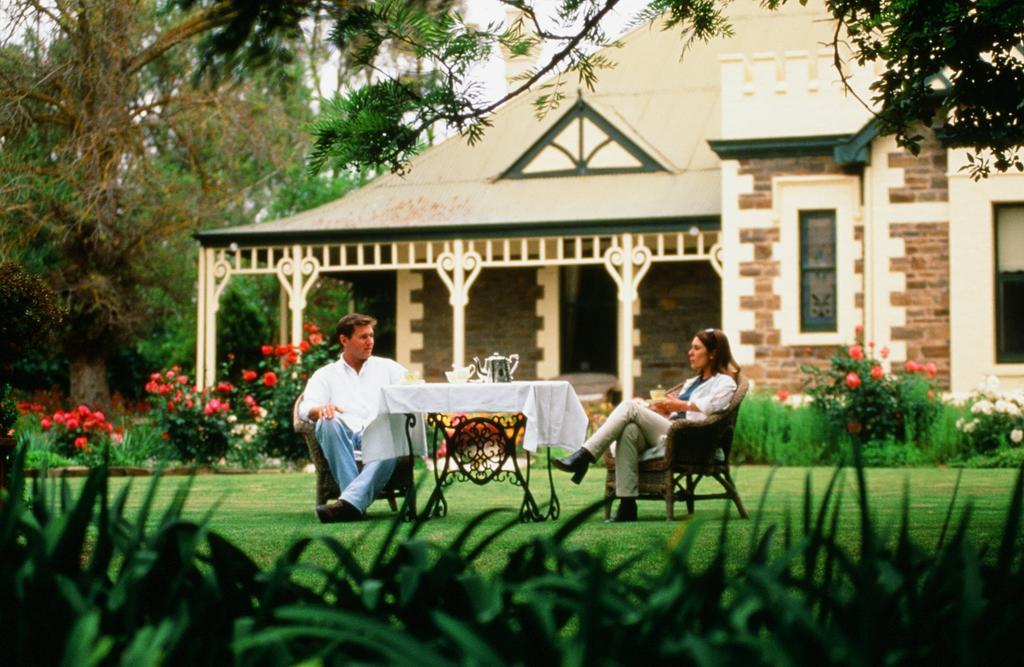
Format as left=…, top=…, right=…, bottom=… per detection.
left=663, top=413, right=730, bottom=465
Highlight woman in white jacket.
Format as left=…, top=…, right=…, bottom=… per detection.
left=553, top=328, right=740, bottom=522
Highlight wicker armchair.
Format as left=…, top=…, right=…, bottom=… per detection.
left=292, top=394, right=415, bottom=514
left=603, top=375, right=750, bottom=520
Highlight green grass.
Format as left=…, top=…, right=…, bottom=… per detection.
left=59, top=462, right=1021, bottom=577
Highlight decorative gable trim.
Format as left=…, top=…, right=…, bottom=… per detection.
left=501, top=98, right=667, bottom=179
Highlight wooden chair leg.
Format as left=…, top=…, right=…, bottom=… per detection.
left=719, top=468, right=749, bottom=519
left=665, top=470, right=675, bottom=520
left=685, top=474, right=696, bottom=515
left=385, top=492, right=399, bottom=512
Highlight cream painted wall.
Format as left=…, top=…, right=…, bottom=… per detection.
left=535, top=266, right=560, bottom=378
left=720, top=160, right=765, bottom=367
left=948, top=151, right=1024, bottom=393
left=395, top=270, right=424, bottom=373
left=773, top=175, right=863, bottom=346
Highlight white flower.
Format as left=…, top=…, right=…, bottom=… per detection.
left=956, top=418, right=965, bottom=430
left=1007, top=404, right=1021, bottom=417
left=1012, top=429, right=1024, bottom=444
left=971, top=400, right=993, bottom=415
left=964, top=420, right=978, bottom=433
left=227, top=414, right=238, bottom=423
left=995, top=399, right=1011, bottom=414
left=984, top=375, right=1001, bottom=393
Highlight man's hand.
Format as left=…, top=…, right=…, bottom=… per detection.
left=310, top=404, right=344, bottom=421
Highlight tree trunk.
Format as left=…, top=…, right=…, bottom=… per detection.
left=68, top=352, right=112, bottom=410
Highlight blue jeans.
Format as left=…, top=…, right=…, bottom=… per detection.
left=315, top=418, right=397, bottom=514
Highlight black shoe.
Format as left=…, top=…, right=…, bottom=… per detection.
left=315, top=499, right=365, bottom=523
left=552, top=447, right=596, bottom=484
left=606, top=498, right=637, bottom=523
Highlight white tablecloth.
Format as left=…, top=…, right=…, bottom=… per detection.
left=360, top=380, right=588, bottom=462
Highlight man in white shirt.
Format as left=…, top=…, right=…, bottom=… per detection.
left=299, top=313, right=407, bottom=523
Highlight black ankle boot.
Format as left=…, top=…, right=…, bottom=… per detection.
left=606, top=497, right=637, bottom=523
left=552, top=447, right=596, bottom=484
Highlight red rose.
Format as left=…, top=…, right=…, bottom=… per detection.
left=880, top=346, right=890, bottom=359
left=848, top=345, right=864, bottom=361
left=855, top=324, right=863, bottom=334
left=65, top=417, right=80, bottom=430
left=775, top=389, right=790, bottom=402
left=905, top=360, right=920, bottom=373
left=40, top=417, right=52, bottom=431
left=309, top=333, right=324, bottom=345
left=216, top=382, right=234, bottom=394
left=74, top=436, right=88, bottom=450
left=275, top=344, right=290, bottom=357
left=845, top=372, right=861, bottom=389
left=243, top=370, right=257, bottom=382
left=299, top=340, right=310, bottom=352
left=263, top=371, right=278, bottom=388
left=150, top=372, right=162, bottom=381
left=177, top=375, right=189, bottom=385
left=261, top=345, right=274, bottom=356
left=924, top=362, right=938, bottom=378
left=870, top=365, right=884, bottom=380
left=285, top=351, right=298, bottom=365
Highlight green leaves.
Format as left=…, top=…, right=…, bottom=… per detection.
left=3, top=441, right=1024, bottom=664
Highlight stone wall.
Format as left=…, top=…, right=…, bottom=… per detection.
left=465, top=268, right=543, bottom=380
left=735, top=227, right=836, bottom=389
left=635, top=262, right=721, bottom=392
left=411, top=271, right=453, bottom=381
left=737, top=156, right=846, bottom=209
left=887, top=133, right=948, bottom=203
left=889, top=222, right=951, bottom=387
left=409, top=267, right=543, bottom=381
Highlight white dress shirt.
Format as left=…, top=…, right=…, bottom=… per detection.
left=298, top=355, right=407, bottom=432
left=675, top=372, right=738, bottom=421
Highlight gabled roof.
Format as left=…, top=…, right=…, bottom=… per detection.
left=199, top=2, right=844, bottom=246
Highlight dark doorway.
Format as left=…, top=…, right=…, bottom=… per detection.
left=560, top=265, right=617, bottom=373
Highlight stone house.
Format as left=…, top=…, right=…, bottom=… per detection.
left=195, top=1, right=1024, bottom=398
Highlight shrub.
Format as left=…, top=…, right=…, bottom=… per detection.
left=0, top=384, right=16, bottom=437
left=802, top=340, right=941, bottom=448
left=3, top=448, right=1024, bottom=665
left=240, top=323, right=333, bottom=461
left=144, top=367, right=245, bottom=464
left=0, top=262, right=64, bottom=372
left=733, top=393, right=833, bottom=465
left=956, top=375, right=1024, bottom=455
left=38, top=404, right=119, bottom=461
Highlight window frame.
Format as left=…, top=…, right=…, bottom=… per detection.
left=995, top=203, right=1024, bottom=363
left=798, top=209, right=838, bottom=332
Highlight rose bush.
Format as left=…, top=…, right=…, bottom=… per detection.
left=802, top=336, right=941, bottom=448
left=38, top=404, right=120, bottom=461
left=956, top=375, right=1024, bottom=454
left=144, top=367, right=247, bottom=464
left=240, top=323, right=332, bottom=461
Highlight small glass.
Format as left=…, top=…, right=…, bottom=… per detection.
left=649, top=387, right=667, bottom=401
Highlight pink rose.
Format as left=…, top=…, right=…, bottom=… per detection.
left=74, top=436, right=88, bottom=450
left=40, top=417, right=52, bottom=431
left=845, top=372, right=862, bottom=389
left=870, top=365, right=884, bottom=380
left=849, top=345, right=864, bottom=361
left=924, top=362, right=938, bottom=378
left=880, top=346, right=890, bottom=359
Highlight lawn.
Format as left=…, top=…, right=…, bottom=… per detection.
left=67, top=462, right=1021, bottom=578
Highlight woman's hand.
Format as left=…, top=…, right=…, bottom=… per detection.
left=652, top=397, right=687, bottom=416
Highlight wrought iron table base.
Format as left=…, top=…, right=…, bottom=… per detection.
left=417, top=413, right=560, bottom=522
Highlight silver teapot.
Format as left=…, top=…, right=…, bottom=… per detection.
left=473, top=352, right=520, bottom=383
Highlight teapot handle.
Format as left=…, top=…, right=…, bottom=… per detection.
left=509, top=353, right=519, bottom=376
left=472, top=357, right=486, bottom=377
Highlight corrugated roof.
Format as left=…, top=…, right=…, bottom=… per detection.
left=199, top=2, right=839, bottom=244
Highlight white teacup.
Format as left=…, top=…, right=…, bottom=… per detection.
left=445, top=365, right=475, bottom=383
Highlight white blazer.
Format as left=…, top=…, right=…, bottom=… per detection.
left=674, top=372, right=738, bottom=422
